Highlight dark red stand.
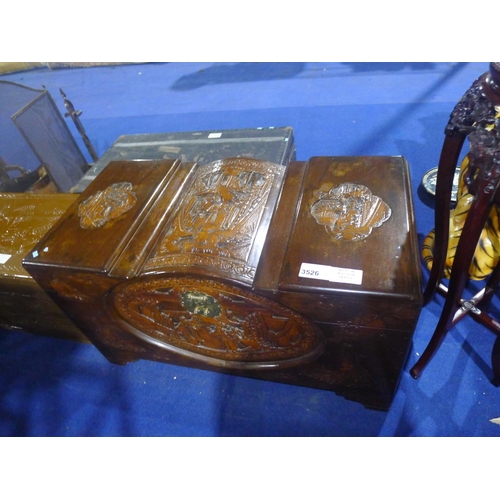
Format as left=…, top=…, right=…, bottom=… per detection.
left=410, top=63, right=500, bottom=383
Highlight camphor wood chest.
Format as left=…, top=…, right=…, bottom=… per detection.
left=23, top=156, right=422, bottom=409
left=0, top=192, right=86, bottom=341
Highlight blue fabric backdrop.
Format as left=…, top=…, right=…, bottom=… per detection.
left=1, top=62, right=499, bottom=437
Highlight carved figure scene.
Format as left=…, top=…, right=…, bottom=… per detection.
left=112, top=277, right=323, bottom=367
left=0, top=199, right=67, bottom=252
left=310, top=182, right=391, bottom=241
left=78, top=181, right=137, bottom=229
left=145, top=158, right=281, bottom=275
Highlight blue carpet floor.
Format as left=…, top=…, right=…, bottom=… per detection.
left=1, top=62, right=499, bottom=437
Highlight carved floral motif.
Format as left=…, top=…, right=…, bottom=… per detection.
left=310, top=183, right=391, bottom=241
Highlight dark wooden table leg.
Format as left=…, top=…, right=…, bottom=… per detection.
left=411, top=188, right=496, bottom=378
left=491, top=336, right=500, bottom=386
left=477, top=257, right=500, bottom=310
left=423, top=133, right=466, bottom=305
left=414, top=64, right=500, bottom=381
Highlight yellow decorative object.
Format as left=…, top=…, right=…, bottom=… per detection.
left=422, top=108, right=500, bottom=280
left=0, top=62, right=43, bottom=75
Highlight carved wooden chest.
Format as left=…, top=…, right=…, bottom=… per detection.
left=0, top=192, right=86, bottom=341
left=23, top=156, right=422, bottom=409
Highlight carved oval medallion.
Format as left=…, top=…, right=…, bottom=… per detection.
left=311, top=182, right=391, bottom=241
left=111, top=276, right=324, bottom=370
left=78, top=182, right=137, bottom=229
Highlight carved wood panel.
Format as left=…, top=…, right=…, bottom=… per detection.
left=0, top=193, right=76, bottom=277
left=144, top=158, right=284, bottom=280
left=110, top=276, right=324, bottom=369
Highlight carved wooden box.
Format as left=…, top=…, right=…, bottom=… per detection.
left=23, top=156, right=422, bottom=409
left=0, top=192, right=86, bottom=341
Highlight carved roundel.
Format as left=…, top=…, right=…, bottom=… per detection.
left=110, top=276, right=324, bottom=370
